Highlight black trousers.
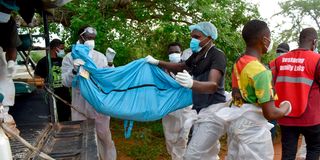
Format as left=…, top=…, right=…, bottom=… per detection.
left=280, top=124, right=320, bottom=160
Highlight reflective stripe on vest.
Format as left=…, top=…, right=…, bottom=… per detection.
left=276, top=76, right=313, bottom=86
left=270, top=66, right=276, bottom=71
left=274, top=49, right=320, bottom=117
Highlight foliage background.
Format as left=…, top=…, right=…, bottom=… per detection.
left=44, top=0, right=262, bottom=91
left=276, top=0, right=320, bottom=47
left=23, top=0, right=320, bottom=159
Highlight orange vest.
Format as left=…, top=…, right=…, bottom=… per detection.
left=274, top=49, right=320, bottom=117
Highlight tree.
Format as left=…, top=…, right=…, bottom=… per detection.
left=48, top=0, right=259, bottom=90
left=276, top=0, right=320, bottom=45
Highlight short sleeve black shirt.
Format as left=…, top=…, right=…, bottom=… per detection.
left=34, top=57, right=64, bottom=89
left=185, top=46, right=227, bottom=111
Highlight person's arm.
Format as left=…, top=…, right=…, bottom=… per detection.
left=254, top=70, right=291, bottom=120
left=261, top=101, right=290, bottom=120
left=176, top=49, right=226, bottom=93
left=191, top=69, right=221, bottom=93
left=105, top=48, right=116, bottom=67
left=158, top=61, right=187, bottom=73
left=145, top=55, right=187, bottom=72
left=175, top=68, right=222, bottom=94
left=5, top=18, right=19, bottom=62
left=315, top=60, right=320, bottom=84
left=61, top=53, right=75, bottom=87
left=192, top=50, right=225, bottom=93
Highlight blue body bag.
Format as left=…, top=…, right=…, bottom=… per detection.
left=71, top=45, right=192, bottom=137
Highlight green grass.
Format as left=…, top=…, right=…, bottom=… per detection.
left=111, top=119, right=170, bottom=160
left=110, top=119, right=229, bottom=160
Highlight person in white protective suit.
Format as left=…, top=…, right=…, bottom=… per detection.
left=0, top=47, right=20, bottom=136
left=215, top=19, right=291, bottom=160
left=146, top=22, right=228, bottom=160
left=161, top=42, right=197, bottom=160
left=61, top=26, right=116, bottom=160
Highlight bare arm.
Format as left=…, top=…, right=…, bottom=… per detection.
left=261, top=101, right=289, bottom=120
left=158, top=61, right=188, bottom=73
left=192, top=69, right=221, bottom=94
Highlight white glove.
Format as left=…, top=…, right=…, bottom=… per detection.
left=7, top=60, right=16, bottom=77
left=73, top=59, right=85, bottom=73
left=73, top=59, right=85, bottom=68
left=176, top=70, right=193, bottom=88
left=145, top=55, right=159, bottom=65
left=106, top=48, right=116, bottom=62
left=280, top=100, right=292, bottom=116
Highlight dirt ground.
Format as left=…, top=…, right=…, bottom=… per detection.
left=216, top=135, right=303, bottom=160
left=111, top=119, right=303, bottom=160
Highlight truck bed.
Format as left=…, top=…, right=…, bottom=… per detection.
left=9, top=88, right=98, bottom=160
left=11, top=120, right=98, bottom=160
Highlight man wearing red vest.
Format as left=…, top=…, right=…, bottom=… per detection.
left=273, top=28, right=320, bottom=160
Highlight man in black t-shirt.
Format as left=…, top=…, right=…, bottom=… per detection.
left=146, top=22, right=227, bottom=159
left=35, top=39, right=71, bottom=122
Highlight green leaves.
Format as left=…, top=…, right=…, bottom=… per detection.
left=277, top=0, right=320, bottom=45
left=50, top=0, right=259, bottom=90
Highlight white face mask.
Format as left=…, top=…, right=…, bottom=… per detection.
left=0, top=12, right=11, bottom=23
left=84, top=40, right=95, bottom=50
left=264, top=37, right=273, bottom=53
left=267, top=39, right=273, bottom=53
left=168, top=53, right=181, bottom=63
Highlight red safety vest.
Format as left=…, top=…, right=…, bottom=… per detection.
left=274, top=49, right=320, bottom=117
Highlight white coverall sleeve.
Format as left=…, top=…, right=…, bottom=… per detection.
left=92, top=50, right=109, bottom=68
left=100, top=53, right=109, bottom=68
left=61, top=53, right=75, bottom=87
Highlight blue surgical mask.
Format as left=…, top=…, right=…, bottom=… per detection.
left=314, top=48, right=318, bottom=54
left=190, top=38, right=202, bottom=53
left=57, top=50, right=65, bottom=58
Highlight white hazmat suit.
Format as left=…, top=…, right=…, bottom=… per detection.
left=0, top=47, right=19, bottom=136
left=162, top=106, right=197, bottom=160
left=183, top=91, right=231, bottom=160
left=61, top=49, right=116, bottom=160
left=0, top=47, right=15, bottom=107
left=215, top=103, right=274, bottom=160
left=162, top=50, right=197, bottom=160
left=183, top=102, right=228, bottom=160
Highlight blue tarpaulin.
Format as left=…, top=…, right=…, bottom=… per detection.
left=71, top=44, right=193, bottom=122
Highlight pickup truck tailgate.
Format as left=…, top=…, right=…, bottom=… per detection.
left=11, top=120, right=98, bottom=160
